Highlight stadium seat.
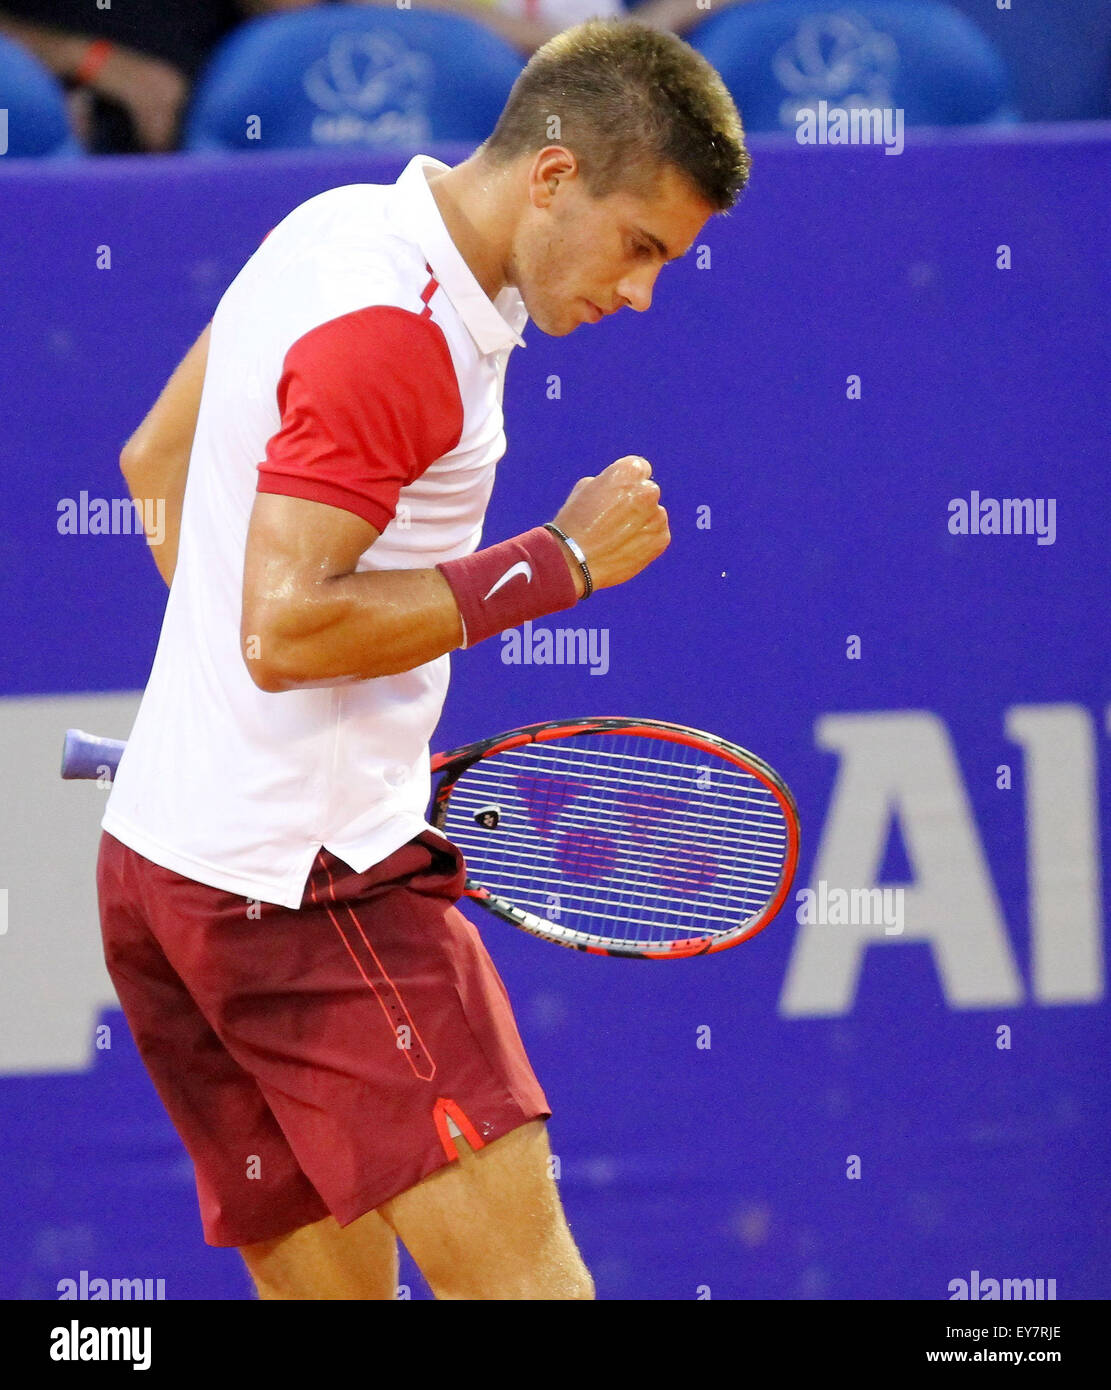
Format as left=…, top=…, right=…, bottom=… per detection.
left=0, top=36, right=82, bottom=158
left=940, top=0, right=1111, bottom=123
left=183, top=8, right=525, bottom=153
left=688, top=0, right=1018, bottom=133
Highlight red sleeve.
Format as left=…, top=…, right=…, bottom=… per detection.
left=256, top=305, right=464, bottom=533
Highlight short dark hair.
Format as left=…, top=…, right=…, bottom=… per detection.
left=480, top=19, right=751, bottom=212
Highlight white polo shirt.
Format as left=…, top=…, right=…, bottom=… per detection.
left=103, top=154, right=528, bottom=909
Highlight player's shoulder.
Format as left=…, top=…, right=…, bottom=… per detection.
left=245, top=180, right=432, bottom=337
left=275, top=181, right=390, bottom=238
left=264, top=181, right=423, bottom=285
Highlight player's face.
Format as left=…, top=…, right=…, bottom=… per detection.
left=511, top=161, right=715, bottom=336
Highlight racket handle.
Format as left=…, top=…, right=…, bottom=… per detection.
left=61, top=728, right=126, bottom=780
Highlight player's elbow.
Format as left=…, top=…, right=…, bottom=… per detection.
left=241, top=616, right=298, bottom=692
left=241, top=595, right=296, bottom=691
left=119, top=439, right=146, bottom=483
left=241, top=589, right=343, bottom=691
left=119, top=437, right=170, bottom=499
left=243, top=643, right=305, bottom=693
left=243, top=652, right=287, bottom=693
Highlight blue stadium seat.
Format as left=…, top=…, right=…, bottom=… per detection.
left=688, top=0, right=1018, bottom=133
left=0, top=36, right=82, bottom=158
left=941, top=0, right=1111, bottom=123
left=183, top=9, right=525, bottom=153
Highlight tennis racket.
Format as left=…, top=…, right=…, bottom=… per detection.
left=62, top=717, right=799, bottom=960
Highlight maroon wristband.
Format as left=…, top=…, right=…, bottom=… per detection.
left=73, top=39, right=114, bottom=87
left=437, top=525, right=580, bottom=648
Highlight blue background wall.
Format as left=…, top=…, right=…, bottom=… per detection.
left=1, top=126, right=1108, bottom=1299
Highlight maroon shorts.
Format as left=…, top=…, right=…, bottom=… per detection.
left=96, top=829, right=550, bottom=1247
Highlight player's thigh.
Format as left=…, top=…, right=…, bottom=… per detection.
left=378, top=1119, right=593, bottom=1300
left=239, top=1208, right=398, bottom=1301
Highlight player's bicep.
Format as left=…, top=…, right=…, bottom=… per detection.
left=240, top=306, right=462, bottom=685
left=241, top=493, right=379, bottom=678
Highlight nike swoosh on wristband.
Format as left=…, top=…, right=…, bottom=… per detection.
left=482, top=560, right=533, bottom=602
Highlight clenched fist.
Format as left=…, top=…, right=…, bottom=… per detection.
left=551, top=455, right=670, bottom=595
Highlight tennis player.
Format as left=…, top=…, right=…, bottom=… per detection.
left=99, top=19, right=750, bottom=1300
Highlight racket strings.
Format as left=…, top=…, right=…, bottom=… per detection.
left=442, top=829, right=783, bottom=913
left=489, top=739, right=783, bottom=797
left=452, top=760, right=788, bottom=839
left=444, top=786, right=785, bottom=889
left=447, top=780, right=787, bottom=870
left=440, top=731, right=791, bottom=947
left=438, top=832, right=776, bottom=921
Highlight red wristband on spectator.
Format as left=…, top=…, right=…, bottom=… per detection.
left=437, top=526, right=580, bottom=649
left=74, top=39, right=113, bottom=86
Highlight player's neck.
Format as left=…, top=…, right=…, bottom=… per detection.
left=425, top=158, right=515, bottom=304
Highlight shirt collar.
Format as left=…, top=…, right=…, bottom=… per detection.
left=394, top=154, right=528, bottom=354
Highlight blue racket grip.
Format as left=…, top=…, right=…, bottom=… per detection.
left=61, top=728, right=126, bottom=780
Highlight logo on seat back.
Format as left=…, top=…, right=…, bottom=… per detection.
left=303, top=32, right=431, bottom=146
left=774, top=11, right=898, bottom=128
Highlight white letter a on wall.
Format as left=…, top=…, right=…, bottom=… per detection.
left=781, top=712, right=1023, bottom=1016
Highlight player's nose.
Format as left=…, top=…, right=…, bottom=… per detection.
left=615, top=271, right=657, bottom=314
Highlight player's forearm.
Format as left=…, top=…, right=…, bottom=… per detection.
left=244, top=522, right=588, bottom=691
left=119, top=325, right=211, bottom=587
left=119, top=444, right=187, bottom=586
left=244, top=567, right=465, bottom=691
left=0, top=17, right=90, bottom=78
